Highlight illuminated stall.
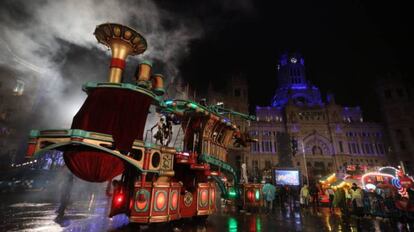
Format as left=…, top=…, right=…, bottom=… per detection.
left=318, top=173, right=337, bottom=204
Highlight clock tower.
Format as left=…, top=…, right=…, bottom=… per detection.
left=271, top=52, right=322, bottom=107
left=277, top=52, right=307, bottom=88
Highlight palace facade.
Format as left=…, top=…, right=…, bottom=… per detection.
left=247, top=53, right=388, bottom=182
left=376, top=76, right=414, bottom=173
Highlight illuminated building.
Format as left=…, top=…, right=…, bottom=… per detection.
left=248, top=53, right=388, bottom=182
left=202, top=76, right=250, bottom=179
left=376, top=75, right=414, bottom=173
left=0, top=72, right=37, bottom=167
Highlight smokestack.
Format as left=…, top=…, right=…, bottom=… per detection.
left=135, top=60, right=152, bottom=87
left=151, top=74, right=165, bottom=96
left=94, top=23, right=147, bottom=83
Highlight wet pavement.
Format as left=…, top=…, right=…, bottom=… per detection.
left=1, top=192, right=414, bottom=232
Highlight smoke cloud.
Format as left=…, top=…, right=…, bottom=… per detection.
left=0, top=0, right=202, bottom=128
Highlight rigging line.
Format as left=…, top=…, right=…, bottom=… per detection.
left=0, top=38, right=46, bottom=74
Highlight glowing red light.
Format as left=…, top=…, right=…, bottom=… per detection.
left=135, top=190, right=150, bottom=212
left=171, top=191, right=178, bottom=210
left=156, top=192, right=166, bottom=210
left=113, top=192, right=125, bottom=208
left=136, top=200, right=147, bottom=210
left=201, top=190, right=208, bottom=202
left=116, top=194, right=123, bottom=203
left=247, top=190, right=254, bottom=202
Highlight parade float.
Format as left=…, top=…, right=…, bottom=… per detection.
left=25, top=23, right=256, bottom=224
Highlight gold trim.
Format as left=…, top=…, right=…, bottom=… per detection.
left=149, top=215, right=169, bottom=223
left=171, top=182, right=183, bottom=187
left=130, top=216, right=149, bottom=223
left=159, top=170, right=175, bottom=177
left=153, top=182, right=170, bottom=187
left=88, top=133, right=113, bottom=141
left=197, top=209, right=212, bottom=216
left=160, top=146, right=177, bottom=154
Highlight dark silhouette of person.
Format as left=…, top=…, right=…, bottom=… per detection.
left=56, top=172, right=74, bottom=219
left=151, top=117, right=165, bottom=145
left=163, top=115, right=174, bottom=146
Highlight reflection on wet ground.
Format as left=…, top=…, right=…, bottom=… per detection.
left=1, top=196, right=414, bottom=232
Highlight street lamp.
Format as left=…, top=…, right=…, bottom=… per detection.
left=301, top=140, right=309, bottom=185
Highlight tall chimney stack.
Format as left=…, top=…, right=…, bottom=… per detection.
left=94, top=23, right=147, bottom=83
left=136, top=60, right=152, bottom=87
left=151, top=74, right=165, bottom=96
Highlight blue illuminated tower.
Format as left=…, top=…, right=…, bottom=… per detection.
left=271, top=52, right=322, bottom=107
left=277, top=52, right=306, bottom=88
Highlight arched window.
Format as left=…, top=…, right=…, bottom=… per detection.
left=312, top=146, right=323, bottom=155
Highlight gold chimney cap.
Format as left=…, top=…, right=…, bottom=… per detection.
left=94, top=23, right=147, bottom=55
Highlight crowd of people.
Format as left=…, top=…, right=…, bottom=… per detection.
left=260, top=180, right=300, bottom=213
left=260, top=180, right=414, bottom=220
left=319, top=182, right=414, bottom=219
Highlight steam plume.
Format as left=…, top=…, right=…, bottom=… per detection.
left=0, top=0, right=202, bottom=128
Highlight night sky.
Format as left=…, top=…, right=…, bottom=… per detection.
left=157, top=0, right=413, bottom=121
left=0, top=0, right=412, bottom=125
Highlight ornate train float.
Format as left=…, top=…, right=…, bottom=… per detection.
left=25, top=23, right=255, bottom=224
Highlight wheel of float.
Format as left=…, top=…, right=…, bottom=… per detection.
left=168, top=219, right=185, bottom=231
left=123, top=223, right=142, bottom=231
left=192, top=215, right=208, bottom=224
left=127, top=222, right=169, bottom=230
left=147, top=222, right=170, bottom=231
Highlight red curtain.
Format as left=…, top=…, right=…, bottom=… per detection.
left=65, top=88, right=152, bottom=182
left=71, top=88, right=152, bottom=151
left=64, top=150, right=125, bottom=182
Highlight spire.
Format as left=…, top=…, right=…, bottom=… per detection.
left=327, top=93, right=336, bottom=104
